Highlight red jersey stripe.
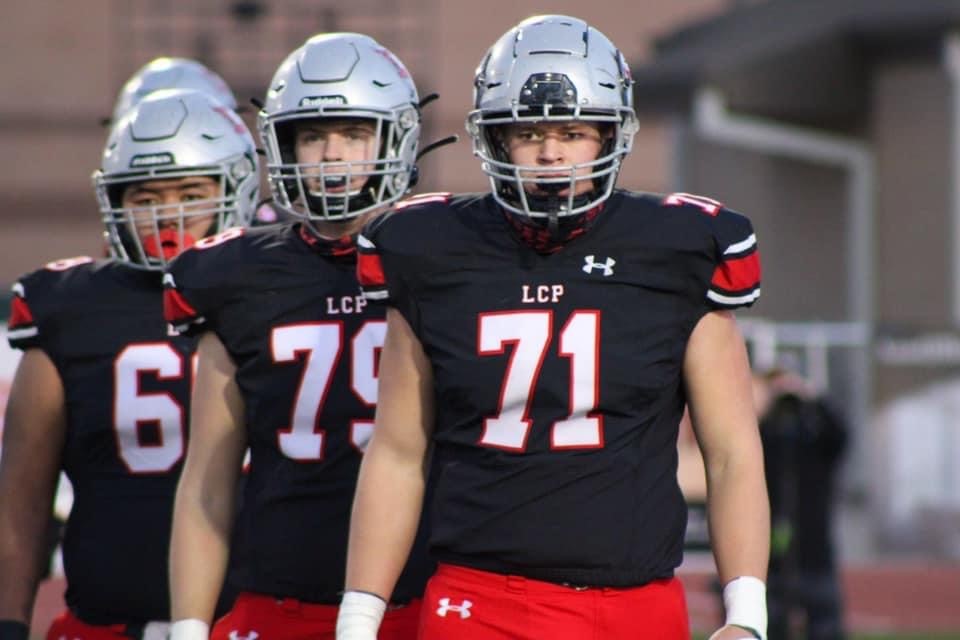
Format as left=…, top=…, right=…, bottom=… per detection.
left=8, top=295, right=34, bottom=329
left=357, top=252, right=386, bottom=288
left=711, top=252, right=761, bottom=291
left=163, top=288, right=199, bottom=324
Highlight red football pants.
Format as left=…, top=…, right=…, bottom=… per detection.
left=417, top=564, right=690, bottom=640
left=46, top=610, right=131, bottom=640
left=211, top=591, right=421, bottom=640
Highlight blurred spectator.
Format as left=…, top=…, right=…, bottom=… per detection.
left=753, top=368, right=849, bottom=640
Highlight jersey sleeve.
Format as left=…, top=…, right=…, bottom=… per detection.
left=356, top=231, right=390, bottom=303
left=705, top=208, right=761, bottom=310
left=7, top=257, right=96, bottom=351
left=356, top=211, right=420, bottom=331
left=163, top=229, right=246, bottom=335
left=7, top=280, right=41, bottom=350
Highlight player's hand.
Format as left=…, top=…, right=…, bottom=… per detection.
left=708, top=624, right=762, bottom=640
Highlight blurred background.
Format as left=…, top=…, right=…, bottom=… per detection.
left=1, top=0, right=959, bottom=636
left=0, top=0, right=702, bottom=277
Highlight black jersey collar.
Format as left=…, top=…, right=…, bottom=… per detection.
left=501, top=200, right=606, bottom=255
left=297, top=223, right=357, bottom=260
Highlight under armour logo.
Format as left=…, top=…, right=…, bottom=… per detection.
left=436, top=597, right=473, bottom=619
left=583, top=255, right=616, bottom=276
left=229, top=631, right=259, bottom=640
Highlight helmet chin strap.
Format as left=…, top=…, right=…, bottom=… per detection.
left=533, top=182, right=564, bottom=239
left=522, top=185, right=599, bottom=240
left=547, top=207, right=560, bottom=238
left=301, top=177, right=377, bottom=220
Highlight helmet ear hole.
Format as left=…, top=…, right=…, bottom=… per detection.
left=107, top=184, right=127, bottom=209
left=272, top=121, right=302, bottom=202
left=486, top=124, right=513, bottom=165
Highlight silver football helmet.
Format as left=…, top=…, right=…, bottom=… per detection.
left=466, top=15, right=638, bottom=221
left=259, top=33, right=421, bottom=222
left=94, top=88, right=259, bottom=270
left=112, top=57, right=238, bottom=124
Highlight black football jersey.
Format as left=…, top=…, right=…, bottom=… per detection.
left=6, top=257, right=197, bottom=624
left=164, top=223, right=432, bottom=603
left=357, top=190, right=761, bottom=587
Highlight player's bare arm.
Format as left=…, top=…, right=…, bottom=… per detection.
left=170, top=331, right=247, bottom=625
left=0, top=350, right=66, bottom=625
left=344, top=308, right=433, bottom=600
left=684, top=310, right=770, bottom=639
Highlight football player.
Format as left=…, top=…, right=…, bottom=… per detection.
left=338, top=15, right=770, bottom=640
left=165, top=33, right=432, bottom=640
left=32, top=57, right=243, bottom=578
left=0, top=89, right=258, bottom=640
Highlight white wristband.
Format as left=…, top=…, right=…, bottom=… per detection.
left=336, top=590, right=387, bottom=640
left=723, top=576, right=767, bottom=640
left=169, top=619, right=209, bottom=640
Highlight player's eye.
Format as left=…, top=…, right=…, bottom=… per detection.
left=129, top=195, right=160, bottom=207
left=298, top=131, right=323, bottom=145
left=344, top=128, right=374, bottom=141
left=514, top=129, right=540, bottom=142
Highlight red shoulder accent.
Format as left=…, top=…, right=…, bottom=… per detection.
left=711, top=252, right=761, bottom=291
left=163, top=288, right=199, bottom=324
left=357, top=252, right=386, bottom=288
left=8, top=296, right=34, bottom=329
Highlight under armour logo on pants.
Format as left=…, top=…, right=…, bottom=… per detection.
left=436, top=597, right=473, bottom=619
